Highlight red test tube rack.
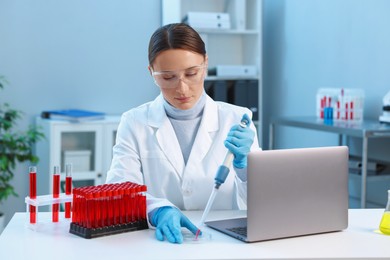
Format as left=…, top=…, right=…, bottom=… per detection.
left=69, top=182, right=148, bottom=239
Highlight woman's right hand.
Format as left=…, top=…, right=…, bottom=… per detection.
left=151, top=206, right=199, bottom=244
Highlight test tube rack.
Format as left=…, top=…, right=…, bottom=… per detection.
left=316, top=88, right=365, bottom=121
left=69, top=182, right=148, bottom=239
left=25, top=193, right=73, bottom=229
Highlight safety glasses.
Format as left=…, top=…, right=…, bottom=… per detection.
left=151, top=63, right=206, bottom=89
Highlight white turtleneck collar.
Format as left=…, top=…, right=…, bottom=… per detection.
left=163, top=91, right=206, bottom=120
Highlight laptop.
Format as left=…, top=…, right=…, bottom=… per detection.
left=205, top=146, right=349, bottom=242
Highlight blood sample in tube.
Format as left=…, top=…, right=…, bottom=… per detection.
left=29, top=166, right=37, bottom=224
left=350, top=101, right=354, bottom=120
left=65, top=164, right=72, bottom=218
left=52, top=166, right=60, bottom=222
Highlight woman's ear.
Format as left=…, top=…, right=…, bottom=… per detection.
left=148, top=65, right=153, bottom=76
left=204, top=55, right=209, bottom=68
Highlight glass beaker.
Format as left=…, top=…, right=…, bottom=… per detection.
left=379, top=190, right=390, bottom=235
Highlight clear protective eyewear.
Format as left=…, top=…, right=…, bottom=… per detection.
left=151, top=63, right=206, bottom=89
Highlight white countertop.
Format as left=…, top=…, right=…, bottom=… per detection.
left=0, top=209, right=388, bottom=260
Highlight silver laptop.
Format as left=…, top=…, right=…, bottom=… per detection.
left=205, top=146, right=349, bottom=242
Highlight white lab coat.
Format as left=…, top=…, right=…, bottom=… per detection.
left=106, top=93, right=260, bottom=215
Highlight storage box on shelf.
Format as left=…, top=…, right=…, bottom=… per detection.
left=63, top=150, right=92, bottom=172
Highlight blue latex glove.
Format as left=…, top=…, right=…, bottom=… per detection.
left=224, top=114, right=255, bottom=169
left=151, top=206, right=199, bottom=244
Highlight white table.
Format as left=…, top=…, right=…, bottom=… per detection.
left=0, top=209, right=388, bottom=260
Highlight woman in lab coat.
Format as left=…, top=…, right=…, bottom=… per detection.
left=106, top=23, right=260, bottom=243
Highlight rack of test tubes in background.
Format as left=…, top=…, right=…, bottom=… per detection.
left=316, top=88, right=365, bottom=121
left=25, top=165, right=148, bottom=239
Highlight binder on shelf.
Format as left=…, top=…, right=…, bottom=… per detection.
left=233, top=80, right=248, bottom=107
left=209, top=65, right=257, bottom=77
left=247, top=80, right=259, bottom=121
left=213, top=81, right=228, bottom=102
left=183, top=12, right=230, bottom=23
left=204, top=81, right=228, bottom=102
left=233, top=80, right=259, bottom=121
left=206, top=79, right=259, bottom=121
left=41, top=109, right=105, bottom=123
left=183, top=12, right=231, bottom=30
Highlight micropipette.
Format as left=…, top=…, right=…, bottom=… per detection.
left=199, top=115, right=249, bottom=226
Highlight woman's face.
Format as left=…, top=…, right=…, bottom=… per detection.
left=149, top=49, right=207, bottom=110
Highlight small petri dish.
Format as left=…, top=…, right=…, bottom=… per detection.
left=182, top=229, right=212, bottom=243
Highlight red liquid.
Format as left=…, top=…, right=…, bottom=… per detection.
left=65, top=176, right=72, bottom=218
left=52, top=174, right=60, bottom=222
left=337, top=101, right=340, bottom=119
left=29, top=172, right=37, bottom=224
left=72, top=191, right=77, bottom=223
left=350, top=101, right=354, bottom=120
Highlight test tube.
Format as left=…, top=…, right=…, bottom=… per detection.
left=29, top=166, right=37, bottom=224
left=95, top=185, right=103, bottom=228
left=350, top=101, right=354, bottom=120
left=52, top=166, right=60, bottom=222
left=65, top=164, right=72, bottom=219
left=141, top=185, right=147, bottom=220
left=72, top=189, right=78, bottom=223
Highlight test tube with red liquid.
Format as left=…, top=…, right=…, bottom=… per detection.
left=350, top=101, right=354, bottom=120
left=337, top=101, right=340, bottom=119
left=52, top=166, right=60, bottom=222
left=29, top=166, right=37, bottom=224
left=65, top=164, right=72, bottom=219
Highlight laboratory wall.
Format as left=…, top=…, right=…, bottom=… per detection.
left=262, top=0, right=390, bottom=161
left=0, top=0, right=161, bottom=224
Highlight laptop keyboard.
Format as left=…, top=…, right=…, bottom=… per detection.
left=227, top=226, right=247, bottom=236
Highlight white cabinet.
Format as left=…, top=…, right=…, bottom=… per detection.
left=35, top=116, right=120, bottom=195
left=161, top=0, right=263, bottom=145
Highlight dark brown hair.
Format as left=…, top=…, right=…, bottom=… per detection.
left=148, top=23, right=206, bottom=67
